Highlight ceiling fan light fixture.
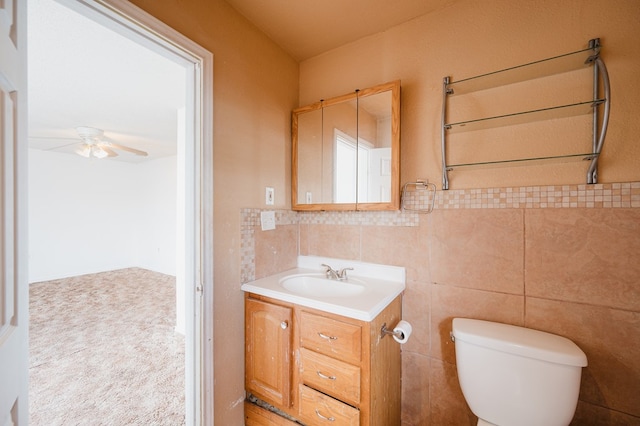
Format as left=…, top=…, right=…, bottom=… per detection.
left=72, top=126, right=147, bottom=159
left=91, top=146, right=109, bottom=159
left=76, top=145, right=91, bottom=158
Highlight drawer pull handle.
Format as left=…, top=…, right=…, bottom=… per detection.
left=315, top=409, right=336, bottom=422
left=280, top=321, right=288, bottom=330
left=316, top=370, right=337, bottom=380
left=318, top=332, right=338, bottom=341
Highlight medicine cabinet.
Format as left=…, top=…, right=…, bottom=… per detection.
left=441, top=38, right=610, bottom=189
left=292, top=80, right=400, bottom=210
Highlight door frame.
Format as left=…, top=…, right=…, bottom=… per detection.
left=54, top=1, right=215, bottom=423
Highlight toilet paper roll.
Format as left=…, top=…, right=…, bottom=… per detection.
left=393, top=320, right=412, bottom=344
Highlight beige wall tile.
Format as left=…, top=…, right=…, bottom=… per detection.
left=401, top=280, right=431, bottom=355
left=525, top=209, right=640, bottom=311
left=572, top=401, right=640, bottom=426
left=431, top=284, right=524, bottom=363
left=430, top=209, right=524, bottom=294
left=299, top=223, right=309, bottom=256
left=401, top=352, right=430, bottom=426
left=254, top=224, right=298, bottom=280
left=429, top=359, right=476, bottom=426
left=526, top=297, right=640, bottom=418
left=361, top=224, right=429, bottom=282
left=303, top=223, right=361, bottom=260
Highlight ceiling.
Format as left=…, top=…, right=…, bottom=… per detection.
left=28, top=0, right=185, bottom=163
left=224, top=0, right=456, bottom=61
left=28, top=0, right=454, bottom=163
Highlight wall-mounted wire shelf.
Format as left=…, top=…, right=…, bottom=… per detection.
left=441, top=38, right=610, bottom=190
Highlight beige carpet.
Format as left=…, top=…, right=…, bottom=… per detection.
left=29, top=268, right=185, bottom=425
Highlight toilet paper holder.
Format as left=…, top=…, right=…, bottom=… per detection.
left=380, top=322, right=404, bottom=340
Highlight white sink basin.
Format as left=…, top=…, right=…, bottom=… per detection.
left=280, top=274, right=365, bottom=298
left=241, top=257, right=406, bottom=321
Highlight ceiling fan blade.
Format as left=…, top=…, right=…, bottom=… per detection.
left=76, top=145, right=91, bottom=158
left=106, top=142, right=148, bottom=157
left=101, top=146, right=119, bottom=157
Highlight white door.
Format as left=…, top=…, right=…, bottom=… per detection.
left=369, top=147, right=392, bottom=202
left=0, top=0, right=28, bottom=425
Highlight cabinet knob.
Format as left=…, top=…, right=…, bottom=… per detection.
left=280, top=321, right=288, bottom=330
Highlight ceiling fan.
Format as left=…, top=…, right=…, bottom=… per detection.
left=75, top=126, right=148, bottom=159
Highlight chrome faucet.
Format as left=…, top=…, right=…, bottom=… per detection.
left=337, top=267, right=354, bottom=280
left=321, top=264, right=354, bottom=281
left=321, top=264, right=339, bottom=280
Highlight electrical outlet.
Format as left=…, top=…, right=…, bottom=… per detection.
left=260, top=211, right=276, bottom=231
left=306, top=191, right=312, bottom=203
left=265, top=187, right=274, bottom=205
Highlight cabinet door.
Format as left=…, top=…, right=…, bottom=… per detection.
left=246, top=298, right=293, bottom=408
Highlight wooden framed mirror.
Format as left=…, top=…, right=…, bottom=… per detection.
left=292, top=80, right=400, bottom=211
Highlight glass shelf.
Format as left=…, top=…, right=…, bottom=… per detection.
left=448, top=46, right=598, bottom=95
left=445, top=99, right=604, bottom=133
left=441, top=39, right=609, bottom=190
left=445, top=152, right=598, bottom=171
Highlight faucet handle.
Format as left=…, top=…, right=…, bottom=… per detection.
left=321, top=264, right=338, bottom=279
left=337, top=267, right=354, bottom=280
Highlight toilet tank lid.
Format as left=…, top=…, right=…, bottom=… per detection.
left=452, top=318, right=587, bottom=367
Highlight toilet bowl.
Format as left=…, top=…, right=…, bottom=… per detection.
left=451, top=318, right=587, bottom=426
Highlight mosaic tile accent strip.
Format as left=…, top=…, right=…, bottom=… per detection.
left=435, top=182, right=640, bottom=209
left=240, top=211, right=256, bottom=283
left=297, top=210, right=420, bottom=226
left=240, top=182, right=640, bottom=282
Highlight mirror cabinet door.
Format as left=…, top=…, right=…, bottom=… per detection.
left=323, top=94, right=358, bottom=206
left=356, top=88, right=393, bottom=205
left=294, top=104, right=324, bottom=205
left=292, top=80, right=400, bottom=211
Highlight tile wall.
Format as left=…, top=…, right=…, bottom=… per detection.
left=241, top=182, right=640, bottom=425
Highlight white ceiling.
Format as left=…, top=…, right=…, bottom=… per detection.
left=28, top=0, right=185, bottom=163
left=224, top=0, right=457, bottom=61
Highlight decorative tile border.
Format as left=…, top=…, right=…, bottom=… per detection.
left=298, top=210, right=419, bottom=226
left=435, top=182, right=640, bottom=209
left=240, top=182, right=640, bottom=282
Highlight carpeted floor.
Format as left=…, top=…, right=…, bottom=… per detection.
left=29, top=268, right=185, bottom=425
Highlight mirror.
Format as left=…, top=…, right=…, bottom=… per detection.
left=292, top=80, right=400, bottom=211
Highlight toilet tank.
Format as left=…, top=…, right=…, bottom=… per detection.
left=451, top=318, right=587, bottom=426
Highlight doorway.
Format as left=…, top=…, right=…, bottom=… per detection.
left=26, top=0, right=213, bottom=424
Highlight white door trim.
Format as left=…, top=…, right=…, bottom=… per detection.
left=55, top=1, right=215, bottom=424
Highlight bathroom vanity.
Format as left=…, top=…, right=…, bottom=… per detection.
left=242, top=257, right=405, bottom=426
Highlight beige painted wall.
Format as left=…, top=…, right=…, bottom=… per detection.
left=293, top=1, right=640, bottom=424
left=128, top=0, right=298, bottom=423
left=300, top=0, right=640, bottom=189
left=124, top=0, right=640, bottom=423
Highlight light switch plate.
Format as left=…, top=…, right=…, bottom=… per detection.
left=265, top=187, right=274, bottom=205
left=260, top=211, right=276, bottom=231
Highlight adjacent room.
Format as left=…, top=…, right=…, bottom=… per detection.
left=26, top=0, right=188, bottom=423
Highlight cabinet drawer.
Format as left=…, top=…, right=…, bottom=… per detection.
left=299, top=311, right=362, bottom=364
left=298, top=384, right=360, bottom=426
left=300, top=348, right=360, bottom=407
left=244, top=402, right=299, bottom=426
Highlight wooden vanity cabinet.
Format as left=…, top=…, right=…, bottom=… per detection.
left=245, top=293, right=402, bottom=426
left=245, top=297, right=293, bottom=408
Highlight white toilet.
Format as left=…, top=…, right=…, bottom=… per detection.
left=451, top=318, right=587, bottom=426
